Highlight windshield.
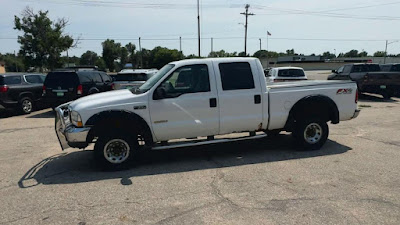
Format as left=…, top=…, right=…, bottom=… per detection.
left=137, top=64, right=174, bottom=92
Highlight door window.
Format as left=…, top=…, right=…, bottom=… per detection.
left=25, top=75, right=43, bottom=84
left=159, top=64, right=210, bottom=98
left=3, top=76, right=22, bottom=85
left=342, top=65, right=352, bottom=74
left=100, top=73, right=111, bottom=82
left=337, top=66, right=344, bottom=73
left=93, top=73, right=103, bottom=83
left=219, top=62, right=255, bottom=90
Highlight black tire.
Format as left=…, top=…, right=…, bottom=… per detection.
left=293, top=119, right=329, bottom=151
left=382, top=91, right=392, bottom=100
left=19, top=97, right=34, bottom=114
left=94, top=132, right=138, bottom=170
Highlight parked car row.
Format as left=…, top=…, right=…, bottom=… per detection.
left=1, top=67, right=158, bottom=114
left=328, top=63, right=400, bottom=99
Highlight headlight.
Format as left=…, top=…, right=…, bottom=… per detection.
left=70, top=111, right=83, bottom=127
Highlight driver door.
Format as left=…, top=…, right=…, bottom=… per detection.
left=148, top=63, right=219, bottom=141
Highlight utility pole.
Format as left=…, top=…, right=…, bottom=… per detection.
left=259, top=38, right=262, bottom=51
left=179, top=36, right=182, bottom=52
left=139, top=37, right=143, bottom=68
left=384, top=40, right=399, bottom=64
left=240, top=4, right=255, bottom=56
left=197, top=0, right=201, bottom=57
left=211, top=38, right=213, bottom=53
left=66, top=50, right=69, bottom=67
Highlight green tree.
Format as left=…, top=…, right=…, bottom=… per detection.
left=120, top=47, right=128, bottom=68
left=343, top=50, right=359, bottom=57
left=150, top=47, right=183, bottom=69
left=80, top=51, right=98, bottom=65
left=322, top=51, right=336, bottom=59
left=285, top=49, right=295, bottom=55
left=14, top=7, right=74, bottom=71
left=253, top=50, right=268, bottom=58
left=373, top=51, right=386, bottom=57
left=125, top=42, right=137, bottom=67
left=238, top=51, right=249, bottom=57
left=102, top=39, right=121, bottom=72
left=0, top=53, right=25, bottom=72
left=358, top=51, right=368, bottom=57
left=95, top=58, right=106, bottom=71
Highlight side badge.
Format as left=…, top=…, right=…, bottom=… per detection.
left=134, top=105, right=147, bottom=110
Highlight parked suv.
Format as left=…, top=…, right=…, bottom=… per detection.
left=43, top=68, right=113, bottom=108
left=0, top=74, right=45, bottom=114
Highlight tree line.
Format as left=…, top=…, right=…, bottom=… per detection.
left=1, top=7, right=399, bottom=72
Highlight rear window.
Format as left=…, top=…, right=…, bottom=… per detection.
left=116, top=73, right=147, bottom=81
left=44, top=72, right=79, bottom=88
left=219, top=62, right=255, bottom=91
left=277, top=69, right=305, bottom=77
left=391, top=64, right=400, bottom=72
left=0, top=76, right=22, bottom=85
left=352, top=64, right=381, bottom=72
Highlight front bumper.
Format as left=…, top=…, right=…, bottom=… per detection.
left=55, top=104, right=91, bottom=150
left=352, top=109, right=360, bottom=119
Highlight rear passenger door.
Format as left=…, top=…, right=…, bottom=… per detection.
left=213, top=61, right=263, bottom=134
left=24, top=75, right=44, bottom=100
left=92, top=72, right=105, bottom=92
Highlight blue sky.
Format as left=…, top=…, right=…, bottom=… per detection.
left=1, top=0, right=400, bottom=57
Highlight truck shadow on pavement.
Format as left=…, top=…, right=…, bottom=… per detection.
left=359, top=93, right=398, bottom=103
left=18, top=135, right=351, bottom=188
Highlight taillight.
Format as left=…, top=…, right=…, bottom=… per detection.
left=42, top=85, right=46, bottom=94
left=355, top=89, right=359, bottom=103
left=111, top=83, right=115, bottom=90
left=77, top=85, right=83, bottom=95
left=0, top=85, right=9, bottom=93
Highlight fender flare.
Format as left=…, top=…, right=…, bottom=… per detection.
left=85, top=110, right=153, bottom=146
left=285, top=95, right=339, bottom=129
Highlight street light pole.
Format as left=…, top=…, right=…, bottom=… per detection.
left=259, top=38, right=261, bottom=51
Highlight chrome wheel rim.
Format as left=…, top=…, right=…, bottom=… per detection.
left=304, top=123, right=322, bottom=144
left=103, top=139, right=130, bottom=164
left=22, top=100, right=32, bottom=113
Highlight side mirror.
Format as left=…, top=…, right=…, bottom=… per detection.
left=154, top=86, right=167, bottom=100
left=331, top=70, right=337, bottom=73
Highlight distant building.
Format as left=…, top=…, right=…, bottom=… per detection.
left=0, top=61, right=5, bottom=73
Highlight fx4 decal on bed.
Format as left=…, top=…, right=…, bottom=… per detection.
left=336, top=88, right=353, bottom=94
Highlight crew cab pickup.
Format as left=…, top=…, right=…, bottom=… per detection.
left=55, top=58, right=360, bottom=169
left=328, top=63, right=400, bottom=99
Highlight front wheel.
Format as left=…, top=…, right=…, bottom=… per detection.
left=94, top=133, right=138, bottom=170
left=293, top=119, right=329, bottom=151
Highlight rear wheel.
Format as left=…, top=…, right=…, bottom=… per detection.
left=19, top=97, right=33, bottom=114
left=293, top=119, right=329, bottom=151
left=382, top=91, right=392, bottom=100
left=94, top=133, right=138, bottom=170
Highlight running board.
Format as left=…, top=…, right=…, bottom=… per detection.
left=152, top=134, right=267, bottom=150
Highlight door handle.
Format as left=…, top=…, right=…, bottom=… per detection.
left=254, top=95, right=261, bottom=104
left=210, top=98, right=217, bottom=108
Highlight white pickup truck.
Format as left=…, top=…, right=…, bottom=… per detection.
left=55, top=57, right=360, bottom=169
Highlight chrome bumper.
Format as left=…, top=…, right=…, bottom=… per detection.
left=352, top=109, right=360, bottom=119
left=55, top=104, right=90, bottom=150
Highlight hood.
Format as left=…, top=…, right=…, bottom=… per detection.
left=69, top=89, right=146, bottom=112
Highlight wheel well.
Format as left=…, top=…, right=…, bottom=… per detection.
left=285, top=95, right=339, bottom=130
left=86, top=110, right=153, bottom=147
left=19, top=92, right=34, bottom=100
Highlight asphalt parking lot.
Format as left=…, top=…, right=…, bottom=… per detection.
left=0, top=72, right=400, bottom=224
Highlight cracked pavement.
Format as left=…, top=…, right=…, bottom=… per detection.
left=0, top=73, right=400, bottom=224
